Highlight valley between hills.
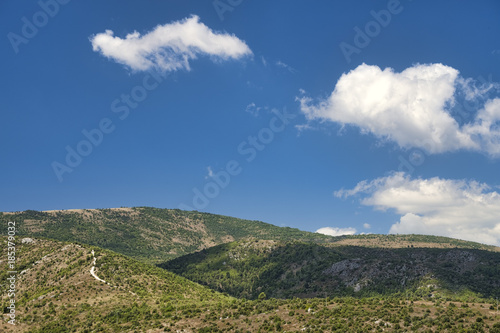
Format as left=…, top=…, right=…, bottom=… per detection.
left=1, top=207, right=500, bottom=332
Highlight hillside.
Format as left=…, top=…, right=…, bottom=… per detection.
left=0, top=236, right=235, bottom=332
left=328, top=234, right=500, bottom=252
left=2, top=237, right=500, bottom=332
left=0, top=207, right=333, bottom=264
left=161, top=238, right=500, bottom=301
left=4, top=207, right=498, bottom=266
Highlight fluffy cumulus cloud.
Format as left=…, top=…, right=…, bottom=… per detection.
left=316, top=227, right=357, bottom=236
left=335, top=172, right=500, bottom=246
left=90, top=15, right=252, bottom=72
left=299, top=63, right=500, bottom=157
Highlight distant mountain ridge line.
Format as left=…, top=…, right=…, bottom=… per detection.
left=1, top=207, right=498, bottom=261
left=0, top=207, right=334, bottom=264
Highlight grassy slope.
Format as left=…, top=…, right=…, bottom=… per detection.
left=2, top=237, right=500, bottom=332
left=161, top=238, right=500, bottom=301
left=0, top=207, right=333, bottom=264
left=0, top=236, right=231, bottom=332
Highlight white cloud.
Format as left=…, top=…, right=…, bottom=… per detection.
left=90, top=15, right=252, bottom=72
left=205, top=166, right=214, bottom=179
left=295, top=123, right=313, bottom=134
left=336, top=172, right=500, bottom=246
left=363, top=223, right=371, bottom=229
left=462, top=98, right=500, bottom=156
left=316, top=226, right=357, bottom=236
left=299, top=63, right=500, bottom=157
left=245, top=103, right=263, bottom=116
left=276, top=60, right=296, bottom=73
left=261, top=56, right=267, bottom=67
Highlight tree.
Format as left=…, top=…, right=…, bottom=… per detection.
left=258, top=292, right=267, bottom=301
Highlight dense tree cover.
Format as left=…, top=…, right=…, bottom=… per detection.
left=161, top=239, right=500, bottom=301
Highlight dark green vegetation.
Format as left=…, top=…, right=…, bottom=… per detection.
left=161, top=239, right=500, bottom=301
left=2, top=237, right=500, bottom=332
left=0, top=208, right=332, bottom=264
left=2, top=208, right=500, bottom=331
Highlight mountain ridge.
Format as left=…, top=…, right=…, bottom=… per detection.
left=2, top=207, right=498, bottom=266
left=0, top=207, right=333, bottom=264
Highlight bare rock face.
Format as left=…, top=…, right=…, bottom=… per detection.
left=437, top=250, right=477, bottom=273
left=323, top=259, right=370, bottom=291
left=324, top=259, right=362, bottom=276
left=322, top=252, right=433, bottom=292
left=318, top=248, right=492, bottom=294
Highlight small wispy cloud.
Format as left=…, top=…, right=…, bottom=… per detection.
left=294, top=123, right=313, bottom=136
left=245, top=103, right=271, bottom=116
left=276, top=60, right=296, bottom=73
left=245, top=103, right=262, bottom=116
left=205, top=166, right=214, bottom=179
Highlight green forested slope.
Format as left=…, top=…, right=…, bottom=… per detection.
left=0, top=207, right=332, bottom=264
left=161, top=238, right=500, bottom=301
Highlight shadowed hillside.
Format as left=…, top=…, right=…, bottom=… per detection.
left=161, top=238, right=500, bottom=301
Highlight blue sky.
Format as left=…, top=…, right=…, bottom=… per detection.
left=2, top=0, right=500, bottom=245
